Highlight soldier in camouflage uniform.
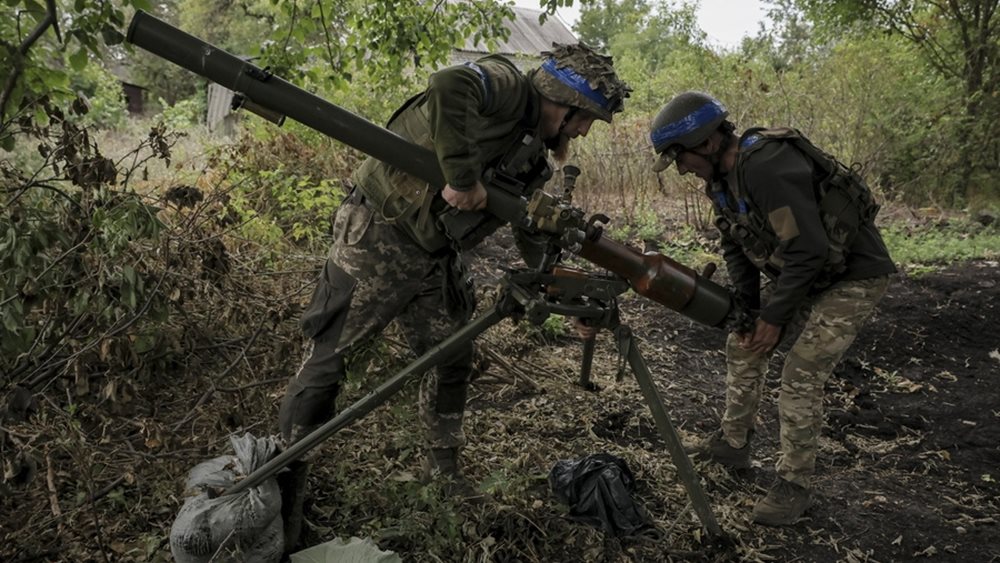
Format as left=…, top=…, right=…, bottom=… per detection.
left=649, top=92, right=896, bottom=525
left=278, top=44, right=630, bottom=498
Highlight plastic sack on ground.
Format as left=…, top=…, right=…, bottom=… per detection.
left=549, top=453, right=652, bottom=536
left=290, top=536, right=401, bottom=563
left=170, top=433, right=284, bottom=562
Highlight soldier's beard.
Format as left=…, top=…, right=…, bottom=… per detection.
left=545, top=133, right=571, bottom=164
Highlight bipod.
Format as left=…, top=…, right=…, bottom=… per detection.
left=224, top=300, right=509, bottom=497
left=224, top=266, right=724, bottom=541
left=612, top=323, right=724, bottom=538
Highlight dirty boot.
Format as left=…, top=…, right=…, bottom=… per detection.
left=422, top=448, right=486, bottom=503
left=689, top=430, right=752, bottom=470
left=752, top=478, right=813, bottom=526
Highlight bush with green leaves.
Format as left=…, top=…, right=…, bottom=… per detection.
left=575, top=0, right=998, bottom=211
left=1, top=107, right=173, bottom=388
left=155, top=93, right=205, bottom=130
left=210, top=126, right=357, bottom=249
left=69, top=61, right=129, bottom=129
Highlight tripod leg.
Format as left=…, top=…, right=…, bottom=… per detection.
left=615, top=325, right=723, bottom=538
left=578, top=335, right=597, bottom=390
left=225, top=304, right=507, bottom=496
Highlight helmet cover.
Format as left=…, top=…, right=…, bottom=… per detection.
left=531, top=43, right=631, bottom=123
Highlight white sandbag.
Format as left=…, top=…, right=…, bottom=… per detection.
left=290, top=536, right=401, bottom=563
left=170, top=433, right=284, bottom=563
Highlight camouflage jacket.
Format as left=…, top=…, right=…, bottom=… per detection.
left=352, top=54, right=550, bottom=255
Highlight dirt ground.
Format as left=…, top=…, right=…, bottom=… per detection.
left=2, top=239, right=998, bottom=561
left=457, top=237, right=1000, bottom=562
left=632, top=257, right=1000, bottom=562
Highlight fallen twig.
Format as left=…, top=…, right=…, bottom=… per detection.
left=216, top=376, right=288, bottom=393
left=170, top=319, right=268, bottom=432
left=45, top=454, right=62, bottom=521
left=480, top=346, right=541, bottom=391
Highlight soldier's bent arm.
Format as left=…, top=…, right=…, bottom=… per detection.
left=721, top=230, right=761, bottom=313
left=742, top=142, right=829, bottom=326
left=426, top=58, right=532, bottom=191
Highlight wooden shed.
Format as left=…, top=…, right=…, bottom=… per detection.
left=106, top=61, right=148, bottom=115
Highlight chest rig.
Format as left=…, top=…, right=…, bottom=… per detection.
left=711, top=127, right=881, bottom=284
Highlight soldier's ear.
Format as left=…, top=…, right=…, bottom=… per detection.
left=703, top=132, right=724, bottom=154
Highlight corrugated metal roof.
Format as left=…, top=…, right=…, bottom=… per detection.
left=459, top=6, right=577, bottom=56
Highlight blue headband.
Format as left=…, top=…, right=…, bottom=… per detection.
left=541, top=58, right=610, bottom=110
left=650, top=100, right=727, bottom=150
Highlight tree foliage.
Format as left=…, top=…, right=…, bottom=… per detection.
left=1, top=0, right=151, bottom=149
left=570, top=0, right=997, bottom=207
left=790, top=0, right=1000, bottom=205
left=574, top=0, right=705, bottom=111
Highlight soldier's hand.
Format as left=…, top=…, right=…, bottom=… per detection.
left=741, top=318, right=781, bottom=355
left=443, top=182, right=488, bottom=211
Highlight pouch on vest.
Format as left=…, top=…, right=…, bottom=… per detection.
left=354, top=96, right=456, bottom=253
left=712, top=188, right=783, bottom=280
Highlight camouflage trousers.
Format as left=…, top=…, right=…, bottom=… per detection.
left=721, top=275, right=890, bottom=488
left=278, top=198, right=475, bottom=450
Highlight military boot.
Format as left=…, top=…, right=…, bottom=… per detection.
left=689, top=430, right=753, bottom=470
left=752, top=478, right=813, bottom=526
left=422, top=447, right=486, bottom=503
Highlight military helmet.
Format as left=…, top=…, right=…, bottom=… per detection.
left=649, top=91, right=729, bottom=171
left=530, top=43, right=631, bottom=123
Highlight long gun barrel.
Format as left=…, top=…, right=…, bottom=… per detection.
left=126, top=11, right=735, bottom=328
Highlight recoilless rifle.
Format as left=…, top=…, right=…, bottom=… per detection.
left=127, top=11, right=744, bottom=541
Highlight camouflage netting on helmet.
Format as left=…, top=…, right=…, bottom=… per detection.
left=531, top=43, right=632, bottom=122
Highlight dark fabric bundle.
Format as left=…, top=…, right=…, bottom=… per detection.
left=549, top=453, right=652, bottom=536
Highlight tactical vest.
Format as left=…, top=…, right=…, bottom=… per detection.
left=711, top=127, right=881, bottom=284
left=353, top=58, right=551, bottom=254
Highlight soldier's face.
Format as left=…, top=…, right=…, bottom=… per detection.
left=676, top=145, right=714, bottom=181
left=539, top=103, right=572, bottom=140
left=561, top=111, right=597, bottom=139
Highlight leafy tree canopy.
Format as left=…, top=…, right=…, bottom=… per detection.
left=1, top=0, right=579, bottom=147
left=790, top=0, right=999, bottom=204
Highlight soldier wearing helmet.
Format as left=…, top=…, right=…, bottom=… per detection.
left=277, top=43, right=628, bottom=511
left=651, top=91, right=895, bottom=526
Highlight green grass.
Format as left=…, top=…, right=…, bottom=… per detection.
left=881, top=219, right=1000, bottom=274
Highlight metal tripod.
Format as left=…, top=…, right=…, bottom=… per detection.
left=226, top=267, right=723, bottom=538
